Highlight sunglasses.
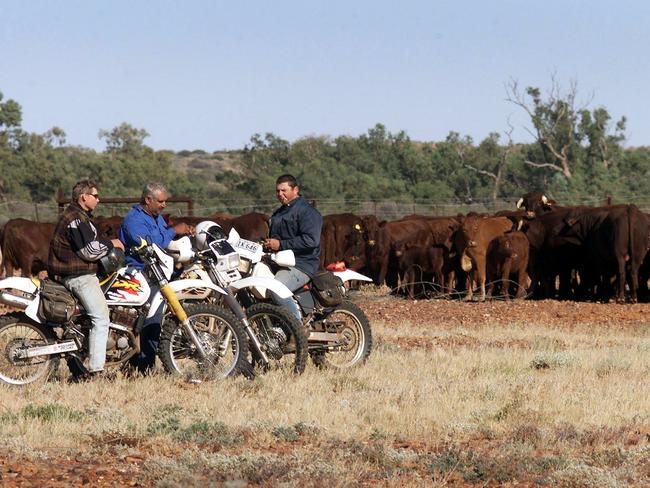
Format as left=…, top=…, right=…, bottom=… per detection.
left=87, top=193, right=100, bottom=200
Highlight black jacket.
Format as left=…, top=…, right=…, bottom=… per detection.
left=269, top=196, right=322, bottom=276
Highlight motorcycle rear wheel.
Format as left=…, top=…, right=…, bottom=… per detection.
left=245, top=302, right=308, bottom=374
left=158, top=303, right=249, bottom=380
left=310, top=301, right=372, bottom=369
left=0, top=313, right=59, bottom=386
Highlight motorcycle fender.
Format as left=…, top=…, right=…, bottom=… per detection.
left=170, top=278, right=227, bottom=300
left=332, top=270, right=373, bottom=283
left=0, top=278, right=43, bottom=323
left=147, top=279, right=228, bottom=319
left=0, top=276, right=39, bottom=294
left=229, top=276, right=293, bottom=299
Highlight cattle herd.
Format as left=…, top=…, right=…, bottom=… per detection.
left=2, top=191, right=650, bottom=304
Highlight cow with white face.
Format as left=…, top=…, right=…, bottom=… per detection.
left=516, top=191, right=555, bottom=218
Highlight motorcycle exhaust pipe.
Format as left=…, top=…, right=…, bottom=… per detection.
left=0, top=291, right=32, bottom=310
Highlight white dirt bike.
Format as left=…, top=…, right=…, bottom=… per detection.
left=226, top=228, right=374, bottom=369
left=167, top=225, right=309, bottom=375
left=0, top=240, right=249, bottom=386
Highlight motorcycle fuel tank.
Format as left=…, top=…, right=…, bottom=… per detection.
left=104, top=268, right=151, bottom=306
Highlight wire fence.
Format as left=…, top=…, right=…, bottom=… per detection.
left=2, top=195, right=650, bottom=223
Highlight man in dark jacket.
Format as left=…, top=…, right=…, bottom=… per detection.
left=264, top=174, right=322, bottom=321
left=48, top=178, right=124, bottom=375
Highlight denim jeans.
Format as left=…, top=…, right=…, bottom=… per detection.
left=138, top=290, right=165, bottom=373
left=272, top=267, right=310, bottom=322
left=62, top=274, right=110, bottom=373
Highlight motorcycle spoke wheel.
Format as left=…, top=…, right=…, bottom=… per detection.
left=0, top=314, right=58, bottom=386
left=159, top=303, right=249, bottom=380
left=246, top=303, right=308, bottom=375
left=311, top=301, right=372, bottom=370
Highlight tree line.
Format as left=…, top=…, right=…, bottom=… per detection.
left=1, top=79, right=649, bottom=218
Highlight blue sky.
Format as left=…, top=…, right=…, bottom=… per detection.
left=1, top=0, right=649, bottom=152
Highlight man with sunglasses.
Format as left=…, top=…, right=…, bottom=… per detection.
left=48, top=178, right=124, bottom=378
left=118, top=182, right=193, bottom=373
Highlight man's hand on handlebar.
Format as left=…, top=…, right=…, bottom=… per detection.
left=111, top=239, right=125, bottom=250
left=173, top=222, right=195, bottom=236
left=263, top=238, right=281, bottom=252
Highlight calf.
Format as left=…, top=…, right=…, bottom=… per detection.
left=454, top=215, right=514, bottom=301
left=486, top=231, right=530, bottom=300
left=396, top=245, right=445, bottom=299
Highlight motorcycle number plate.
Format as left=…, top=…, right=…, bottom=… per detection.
left=236, top=239, right=261, bottom=253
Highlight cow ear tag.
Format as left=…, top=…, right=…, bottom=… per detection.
left=354, top=224, right=361, bottom=230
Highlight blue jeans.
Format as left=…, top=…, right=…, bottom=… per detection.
left=137, top=285, right=165, bottom=373
left=62, top=274, right=110, bottom=373
left=272, top=267, right=310, bottom=322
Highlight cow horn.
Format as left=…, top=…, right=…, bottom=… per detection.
left=517, top=219, right=523, bottom=231
left=541, top=194, right=548, bottom=204
left=516, top=198, right=523, bottom=209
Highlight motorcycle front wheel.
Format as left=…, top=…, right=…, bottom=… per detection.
left=245, top=302, right=308, bottom=374
left=158, top=303, right=249, bottom=380
left=310, top=301, right=373, bottom=369
left=0, top=313, right=59, bottom=386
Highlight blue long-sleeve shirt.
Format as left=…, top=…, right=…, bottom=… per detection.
left=118, top=204, right=176, bottom=269
left=269, top=196, right=322, bottom=276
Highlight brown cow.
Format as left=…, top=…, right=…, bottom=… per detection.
left=638, top=213, right=650, bottom=302
left=365, top=216, right=459, bottom=287
left=94, top=216, right=123, bottom=239
left=557, top=204, right=649, bottom=303
left=344, top=214, right=382, bottom=272
left=454, top=215, right=514, bottom=301
left=225, top=212, right=269, bottom=241
left=517, top=205, right=588, bottom=300
left=486, top=231, right=530, bottom=300
left=321, top=213, right=363, bottom=268
left=1, top=218, right=55, bottom=276
left=319, top=213, right=382, bottom=272
left=365, top=219, right=431, bottom=286
left=395, top=244, right=445, bottom=299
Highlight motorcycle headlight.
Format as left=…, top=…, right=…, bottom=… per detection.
left=238, top=258, right=251, bottom=274
left=228, top=253, right=241, bottom=270
left=216, top=252, right=240, bottom=272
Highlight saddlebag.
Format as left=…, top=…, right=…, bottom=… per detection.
left=38, top=279, right=77, bottom=323
left=311, top=271, right=344, bottom=307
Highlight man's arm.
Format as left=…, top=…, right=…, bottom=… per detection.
left=68, top=219, right=113, bottom=261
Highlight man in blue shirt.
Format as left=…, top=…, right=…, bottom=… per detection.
left=119, top=182, right=192, bottom=373
left=264, top=174, right=322, bottom=322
